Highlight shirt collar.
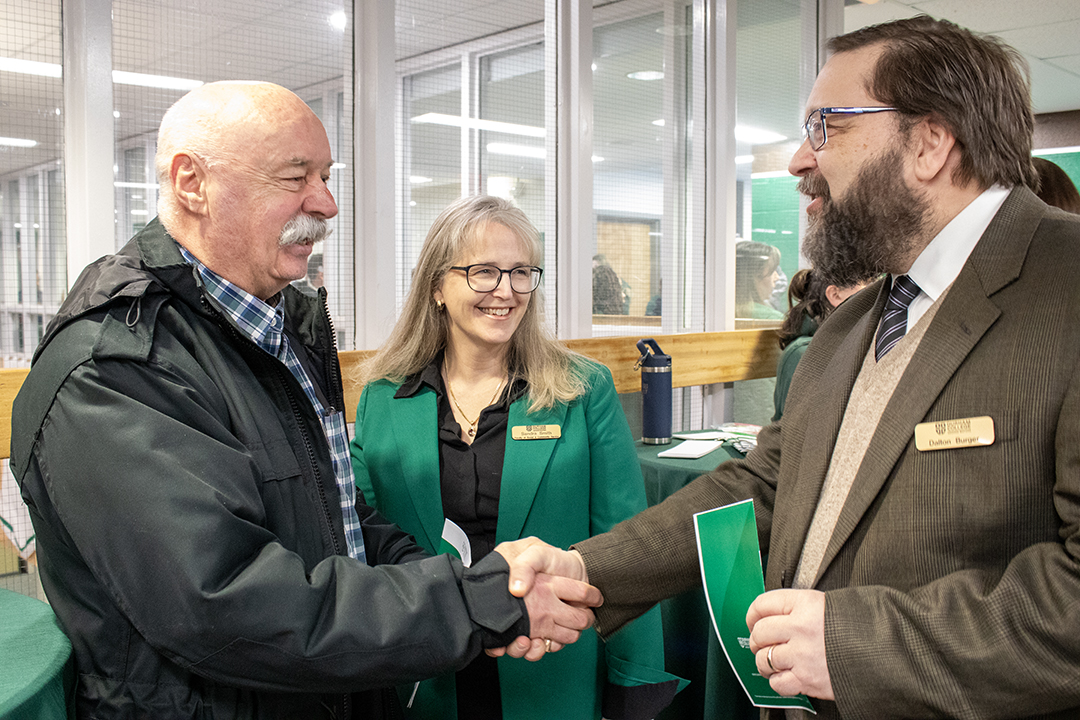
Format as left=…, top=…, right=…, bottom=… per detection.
left=394, top=352, right=527, bottom=406
left=396, top=355, right=444, bottom=399
left=176, top=243, right=286, bottom=357
left=905, top=185, right=1011, bottom=302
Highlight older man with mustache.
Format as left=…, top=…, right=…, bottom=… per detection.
left=10, top=81, right=598, bottom=720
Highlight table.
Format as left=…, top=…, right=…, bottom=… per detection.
left=0, top=588, right=74, bottom=719
left=637, top=440, right=758, bottom=720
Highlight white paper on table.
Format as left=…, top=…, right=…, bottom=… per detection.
left=657, top=439, right=725, bottom=459
left=673, top=430, right=757, bottom=442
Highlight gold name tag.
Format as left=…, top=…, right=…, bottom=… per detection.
left=914, top=415, right=995, bottom=451
left=512, top=424, right=562, bottom=440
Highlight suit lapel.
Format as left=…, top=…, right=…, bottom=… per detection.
left=811, top=187, right=1043, bottom=584
left=388, top=390, right=445, bottom=551
left=496, top=398, right=568, bottom=543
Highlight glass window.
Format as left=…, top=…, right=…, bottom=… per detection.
left=401, top=63, right=464, bottom=308
left=730, top=0, right=812, bottom=427
left=592, top=11, right=670, bottom=332
left=0, top=0, right=64, bottom=366
left=396, top=2, right=550, bottom=316
left=590, top=1, right=702, bottom=342
left=735, top=0, right=807, bottom=329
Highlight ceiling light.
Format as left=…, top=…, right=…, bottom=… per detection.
left=652, top=119, right=665, bottom=127
left=735, top=155, right=754, bottom=165
left=592, top=156, right=604, bottom=163
left=486, top=142, right=545, bottom=159
left=627, top=71, right=664, bottom=81
left=656, top=24, right=691, bottom=36
left=1035, top=146, right=1080, bottom=155
left=114, top=182, right=160, bottom=189
left=331, top=162, right=346, bottom=170
left=412, top=113, right=545, bottom=138
left=735, top=126, right=787, bottom=144
left=113, top=110, right=120, bottom=118
left=112, top=70, right=203, bottom=91
left=410, top=175, right=433, bottom=184
left=751, top=170, right=793, bottom=179
left=0, top=137, right=38, bottom=148
left=0, top=57, right=61, bottom=77
left=2, top=58, right=204, bottom=91
left=329, top=11, right=347, bottom=31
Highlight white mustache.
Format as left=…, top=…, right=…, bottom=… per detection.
left=279, top=214, right=332, bottom=247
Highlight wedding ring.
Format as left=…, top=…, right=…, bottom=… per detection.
left=767, top=645, right=776, bottom=672
left=544, top=639, right=552, bottom=653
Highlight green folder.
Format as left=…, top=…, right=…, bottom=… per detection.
left=694, top=499, right=815, bottom=713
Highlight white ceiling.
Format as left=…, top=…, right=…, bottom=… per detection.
left=1, top=0, right=1079, bottom=182
left=846, top=0, right=1080, bottom=116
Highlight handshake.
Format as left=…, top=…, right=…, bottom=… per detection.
left=488, top=537, right=601, bottom=662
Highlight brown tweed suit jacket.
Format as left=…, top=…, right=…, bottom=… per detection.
left=576, top=187, right=1080, bottom=719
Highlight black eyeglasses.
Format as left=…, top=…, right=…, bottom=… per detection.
left=450, top=264, right=544, bottom=293
left=802, top=106, right=897, bottom=150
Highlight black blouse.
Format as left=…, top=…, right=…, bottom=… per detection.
left=394, top=356, right=528, bottom=563
left=395, top=357, right=528, bottom=718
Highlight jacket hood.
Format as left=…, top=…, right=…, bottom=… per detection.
left=35, top=218, right=200, bottom=363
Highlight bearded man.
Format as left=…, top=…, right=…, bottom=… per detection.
left=11, top=81, right=597, bottom=719
left=499, top=16, right=1080, bottom=720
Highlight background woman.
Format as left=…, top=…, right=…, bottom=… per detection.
left=350, top=195, right=681, bottom=720
left=773, top=268, right=870, bottom=421
left=734, top=240, right=783, bottom=320
left=1034, top=156, right=1080, bottom=213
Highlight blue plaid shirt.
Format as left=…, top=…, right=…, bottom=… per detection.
left=178, top=244, right=366, bottom=563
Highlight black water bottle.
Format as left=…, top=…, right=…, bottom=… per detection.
left=636, top=338, right=672, bottom=445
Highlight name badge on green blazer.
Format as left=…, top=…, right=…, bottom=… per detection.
left=511, top=424, right=561, bottom=440
left=914, top=415, right=995, bottom=451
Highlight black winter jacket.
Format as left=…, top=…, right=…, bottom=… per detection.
left=11, top=219, right=528, bottom=719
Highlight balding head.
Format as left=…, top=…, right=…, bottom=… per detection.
left=155, top=82, right=315, bottom=229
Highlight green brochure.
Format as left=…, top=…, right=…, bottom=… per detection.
left=694, top=499, right=816, bottom=713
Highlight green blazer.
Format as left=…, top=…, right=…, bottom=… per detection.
left=578, top=188, right=1080, bottom=719
left=350, top=361, right=682, bottom=720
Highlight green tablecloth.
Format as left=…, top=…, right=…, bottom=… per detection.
left=637, top=440, right=758, bottom=720
left=0, top=588, right=73, bottom=720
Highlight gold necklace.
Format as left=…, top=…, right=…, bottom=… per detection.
left=446, top=375, right=505, bottom=438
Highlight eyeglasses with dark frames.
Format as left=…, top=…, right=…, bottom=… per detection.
left=450, top=264, right=544, bottom=293
left=802, top=106, right=897, bottom=151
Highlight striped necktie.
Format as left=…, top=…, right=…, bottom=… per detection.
left=875, top=274, right=921, bottom=361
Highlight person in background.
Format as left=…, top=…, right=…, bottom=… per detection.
left=1033, top=156, right=1080, bottom=213
left=498, top=16, right=1080, bottom=720
left=645, top=279, right=662, bottom=316
left=351, top=195, right=682, bottom=720
left=292, top=251, right=324, bottom=297
left=10, top=82, right=596, bottom=719
left=767, top=266, right=790, bottom=314
left=735, top=240, right=783, bottom=320
left=592, top=254, right=627, bottom=315
left=772, top=268, right=871, bottom=421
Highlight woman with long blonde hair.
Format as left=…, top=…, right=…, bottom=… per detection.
left=350, top=195, right=681, bottom=720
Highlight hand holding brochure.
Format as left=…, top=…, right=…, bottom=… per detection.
left=694, top=500, right=815, bottom=713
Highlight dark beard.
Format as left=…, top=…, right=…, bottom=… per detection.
left=801, top=144, right=931, bottom=285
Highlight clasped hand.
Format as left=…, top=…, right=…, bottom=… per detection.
left=488, top=537, right=601, bottom=661
left=747, top=588, right=834, bottom=700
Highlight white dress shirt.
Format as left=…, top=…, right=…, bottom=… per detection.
left=903, top=185, right=1011, bottom=327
